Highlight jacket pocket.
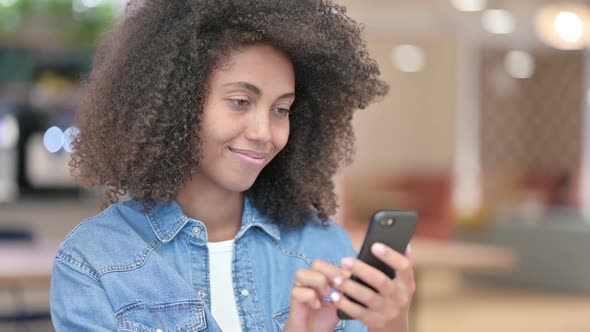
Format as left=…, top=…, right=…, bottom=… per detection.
left=273, top=307, right=345, bottom=331
left=116, top=300, right=207, bottom=332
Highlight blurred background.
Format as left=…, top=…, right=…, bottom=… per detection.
left=1, top=0, right=590, bottom=331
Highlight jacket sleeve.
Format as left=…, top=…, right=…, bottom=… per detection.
left=50, top=257, right=117, bottom=331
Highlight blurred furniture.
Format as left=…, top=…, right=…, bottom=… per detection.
left=0, top=229, right=33, bottom=242
left=334, top=172, right=517, bottom=269
left=339, top=214, right=518, bottom=271
left=0, top=229, right=53, bottom=329
left=411, top=238, right=518, bottom=271
left=339, top=172, right=454, bottom=240
left=0, top=241, right=56, bottom=286
left=1, top=47, right=89, bottom=202
left=380, top=174, right=453, bottom=239
left=402, top=238, right=517, bottom=332
left=462, top=213, right=590, bottom=292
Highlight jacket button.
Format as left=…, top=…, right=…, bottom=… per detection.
left=192, top=227, right=201, bottom=235
left=156, top=329, right=163, bottom=332
left=198, top=290, right=206, bottom=298
left=241, top=289, right=250, bottom=297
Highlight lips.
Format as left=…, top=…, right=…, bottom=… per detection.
left=229, top=147, right=268, bottom=159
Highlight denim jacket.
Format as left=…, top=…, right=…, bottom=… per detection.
left=50, top=196, right=367, bottom=331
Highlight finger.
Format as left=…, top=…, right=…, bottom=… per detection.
left=372, top=275, right=413, bottom=311
left=330, top=290, right=387, bottom=327
left=336, top=277, right=386, bottom=311
left=340, top=257, right=396, bottom=296
left=405, top=243, right=413, bottom=261
left=390, top=278, right=413, bottom=309
left=291, top=286, right=322, bottom=309
left=294, top=268, right=332, bottom=297
left=370, top=243, right=415, bottom=292
left=336, top=264, right=413, bottom=312
left=339, top=268, right=352, bottom=279
left=310, top=259, right=349, bottom=288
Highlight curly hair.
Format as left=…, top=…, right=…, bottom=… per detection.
left=70, top=0, right=388, bottom=229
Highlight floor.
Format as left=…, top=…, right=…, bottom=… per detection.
left=415, top=271, right=590, bottom=332
left=1, top=196, right=590, bottom=332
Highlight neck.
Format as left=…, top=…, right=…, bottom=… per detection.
left=176, top=174, right=244, bottom=242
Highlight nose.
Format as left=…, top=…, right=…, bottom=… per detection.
left=244, top=109, right=272, bottom=143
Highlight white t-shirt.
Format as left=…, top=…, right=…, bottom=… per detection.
left=207, top=240, right=243, bottom=332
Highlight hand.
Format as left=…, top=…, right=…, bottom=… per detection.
left=283, top=259, right=347, bottom=332
left=331, top=243, right=415, bottom=332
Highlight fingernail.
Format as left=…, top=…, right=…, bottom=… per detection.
left=341, top=257, right=353, bottom=269
left=372, top=242, right=386, bottom=256
left=330, top=291, right=341, bottom=302
left=406, top=243, right=413, bottom=259
left=333, top=276, right=343, bottom=287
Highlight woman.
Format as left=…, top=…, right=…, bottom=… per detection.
left=50, top=0, right=415, bottom=331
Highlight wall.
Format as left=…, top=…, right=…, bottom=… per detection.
left=344, top=35, right=459, bottom=178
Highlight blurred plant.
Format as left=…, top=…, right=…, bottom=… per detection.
left=0, top=0, right=118, bottom=49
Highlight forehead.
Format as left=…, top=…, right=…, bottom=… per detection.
left=210, top=44, right=295, bottom=89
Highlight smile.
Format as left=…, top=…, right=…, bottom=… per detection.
left=229, top=147, right=268, bottom=166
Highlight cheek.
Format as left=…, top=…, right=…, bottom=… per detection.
left=201, top=112, right=241, bottom=147
left=274, top=123, right=290, bottom=152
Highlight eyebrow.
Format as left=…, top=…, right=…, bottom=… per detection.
left=223, top=81, right=295, bottom=100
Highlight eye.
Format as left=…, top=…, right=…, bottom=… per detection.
left=273, top=108, right=291, bottom=118
left=229, top=99, right=251, bottom=108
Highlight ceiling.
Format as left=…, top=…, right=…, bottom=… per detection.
left=338, top=0, right=583, bottom=49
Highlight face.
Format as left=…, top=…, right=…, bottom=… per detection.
left=194, top=44, right=295, bottom=193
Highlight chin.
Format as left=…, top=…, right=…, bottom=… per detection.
left=223, top=175, right=258, bottom=193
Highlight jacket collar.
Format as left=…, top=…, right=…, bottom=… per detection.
left=144, top=195, right=280, bottom=243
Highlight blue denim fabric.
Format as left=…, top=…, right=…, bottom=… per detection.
left=50, top=196, right=367, bottom=331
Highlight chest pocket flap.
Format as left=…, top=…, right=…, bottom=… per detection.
left=116, top=300, right=207, bottom=332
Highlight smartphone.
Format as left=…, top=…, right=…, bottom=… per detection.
left=337, top=210, right=418, bottom=320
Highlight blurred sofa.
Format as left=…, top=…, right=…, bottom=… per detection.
left=462, top=212, right=590, bottom=292
left=337, top=172, right=454, bottom=240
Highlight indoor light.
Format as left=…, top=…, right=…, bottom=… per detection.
left=392, top=45, right=426, bottom=73
left=535, top=3, right=590, bottom=50
left=481, top=9, right=515, bottom=34
left=451, top=0, right=486, bottom=12
left=504, top=51, right=535, bottom=79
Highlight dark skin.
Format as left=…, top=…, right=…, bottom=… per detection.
left=176, top=44, right=294, bottom=241
left=176, top=181, right=243, bottom=241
